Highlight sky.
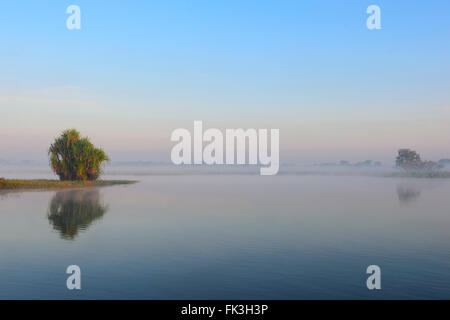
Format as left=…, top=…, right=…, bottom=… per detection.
left=1, top=0, right=450, bottom=164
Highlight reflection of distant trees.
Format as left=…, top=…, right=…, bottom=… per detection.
left=47, top=189, right=107, bottom=240
left=396, top=185, right=421, bottom=204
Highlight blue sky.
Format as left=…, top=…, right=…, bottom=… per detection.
left=1, top=1, right=449, bottom=163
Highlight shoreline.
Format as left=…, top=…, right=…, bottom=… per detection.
left=0, top=178, right=137, bottom=191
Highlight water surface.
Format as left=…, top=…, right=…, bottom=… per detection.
left=1, top=171, right=450, bottom=299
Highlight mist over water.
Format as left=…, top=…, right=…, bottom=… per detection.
left=1, top=166, right=450, bottom=299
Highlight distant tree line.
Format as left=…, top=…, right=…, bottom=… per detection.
left=396, top=149, right=443, bottom=171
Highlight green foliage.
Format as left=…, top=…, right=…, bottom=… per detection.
left=49, top=129, right=110, bottom=181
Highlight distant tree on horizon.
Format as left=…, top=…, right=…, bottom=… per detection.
left=396, top=149, right=442, bottom=171
left=49, top=129, right=109, bottom=181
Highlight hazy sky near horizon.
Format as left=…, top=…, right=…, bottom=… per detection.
left=1, top=0, right=450, bottom=164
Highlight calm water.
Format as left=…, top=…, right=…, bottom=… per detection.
left=1, top=171, right=450, bottom=299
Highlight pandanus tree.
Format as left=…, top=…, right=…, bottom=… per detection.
left=49, top=129, right=109, bottom=181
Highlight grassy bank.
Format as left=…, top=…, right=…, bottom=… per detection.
left=0, top=178, right=137, bottom=190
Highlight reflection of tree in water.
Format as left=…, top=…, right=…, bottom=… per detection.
left=47, top=189, right=107, bottom=240
left=396, top=185, right=421, bottom=204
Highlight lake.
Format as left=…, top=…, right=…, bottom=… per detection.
left=1, top=168, right=450, bottom=299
